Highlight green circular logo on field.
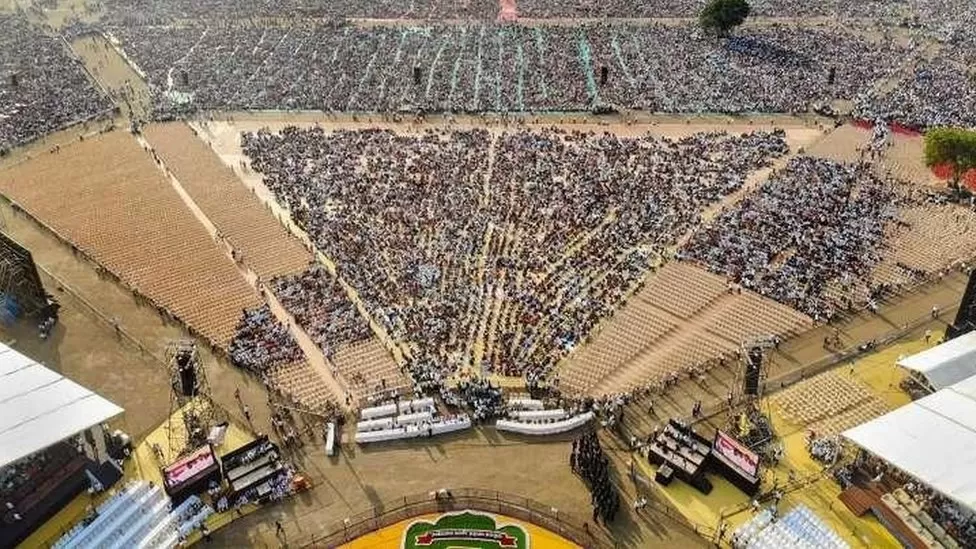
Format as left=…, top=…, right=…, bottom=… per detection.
left=402, top=511, right=530, bottom=549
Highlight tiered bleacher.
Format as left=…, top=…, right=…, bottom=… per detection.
left=732, top=505, right=849, bottom=549
left=53, top=481, right=214, bottom=549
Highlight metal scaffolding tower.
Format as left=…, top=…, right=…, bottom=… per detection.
left=165, top=340, right=224, bottom=457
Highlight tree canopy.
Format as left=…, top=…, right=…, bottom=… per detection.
left=924, top=127, right=976, bottom=196
left=700, top=0, right=751, bottom=36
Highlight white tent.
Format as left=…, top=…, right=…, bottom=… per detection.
left=842, top=373, right=976, bottom=512
left=0, top=343, right=124, bottom=468
left=896, top=331, right=976, bottom=390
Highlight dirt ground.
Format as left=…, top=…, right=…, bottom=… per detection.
left=202, top=110, right=828, bottom=144
left=212, top=427, right=707, bottom=548
left=0, top=268, right=171, bottom=438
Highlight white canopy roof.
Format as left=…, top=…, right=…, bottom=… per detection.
left=0, top=343, right=124, bottom=468
left=897, top=331, right=976, bottom=390
left=842, top=373, right=976, bottom=512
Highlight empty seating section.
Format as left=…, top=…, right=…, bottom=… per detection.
left=560, top=261, right=818, bottom=395
left=638, top=263, right=728, bottom=318
left=0, top=132, right=260, bottom=346
left=811, top=397, right=891, bottom=437
left=267, top=361, right=337, bottom=414
left=884, top=206, right=976, bottom=276
left=878, top=135, right=933, bottom=184
left=868, top=261, right=917, bottom=295
left=559, top=300, right=677, bottom=392
left=332, top=339, right=410, bottom=401
left=597, top=332, right=738, bottom=394
left=653, top=335, right=737, bottom=379
left=773, top=371, right=889, bottom=434
left=706, top=292, right=812, bottom=345
left=143, top=123, right=311, bottom=279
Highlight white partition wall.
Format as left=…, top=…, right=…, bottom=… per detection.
left=355, top=416, right=471, bottom=444
left=495, top=412, right=594, bottom=436
left=509, top=409, right=568, bottom=421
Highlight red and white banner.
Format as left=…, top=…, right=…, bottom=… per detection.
left=714, top=431, right=759, bottom=478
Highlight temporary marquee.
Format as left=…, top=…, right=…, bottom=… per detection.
left=896, top=331, right=976, bottom=390
left=842, top=372, right=976, bottom=512
left=0, top=343, right=124, bottom=468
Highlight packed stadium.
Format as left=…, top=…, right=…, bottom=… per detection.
left=1, top=0, right=976, bottom=546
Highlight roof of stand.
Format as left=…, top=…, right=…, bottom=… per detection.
left=843, top=372, right=976, bottom=512
left=897, top=331, right=976, bottom=390
left=0, top=343, right=124, bottom=468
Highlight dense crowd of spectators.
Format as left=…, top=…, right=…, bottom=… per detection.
left=3, top=0, right=974, bottom=154
left=270, top=264, right=372, bottom=358
left=853, top=54, right=976, bottom=129
left=1, top=443, right=80, bottom=517
left=571, top=430, right=619, bottom=525
left=0, top=14, right=110, bottom=152
left=843, top=454, right=976, bottom=546
left=682, top=156, right=903, bottom=321
left=516, top=0, right=911, bottom=18
left=102, top=0, right=497, bottom=22
left=100, top=0, right=921, bottom=20
left=242, top=125, right=787, bottom=386
left=910, top=484, right=976, bottom=545
left=228, top=304, right=303, bottom=373
left=109, top=21, right=915, bottom=117
left=447, top=377, right=504, bottom=421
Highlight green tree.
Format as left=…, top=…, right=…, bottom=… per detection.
left=700, top=0, right=751, bottom=36
left=924, top=127, right=976, bottom=197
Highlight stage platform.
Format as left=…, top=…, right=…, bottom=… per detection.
left=128, top=399, right=255, bottom=489
left=637, top=331, right=940, bottom=547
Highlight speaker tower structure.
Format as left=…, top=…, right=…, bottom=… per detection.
left=739, top=335, right=778, bottom=398
left=165, top=340, right=222, bottom=457
left=947, top=269, right=976, bottom=340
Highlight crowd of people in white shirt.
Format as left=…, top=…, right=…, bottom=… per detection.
left=269, top=264, right=373, bottom=359
left=228, top=304, right=303, bottom=373
left=682, top=156, right=903, bottom=322
left=107, top=21, right=920, bottom=118
left=241, top=125, right=789, bottom=386
left=0, top=14, right=111, bottom=153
